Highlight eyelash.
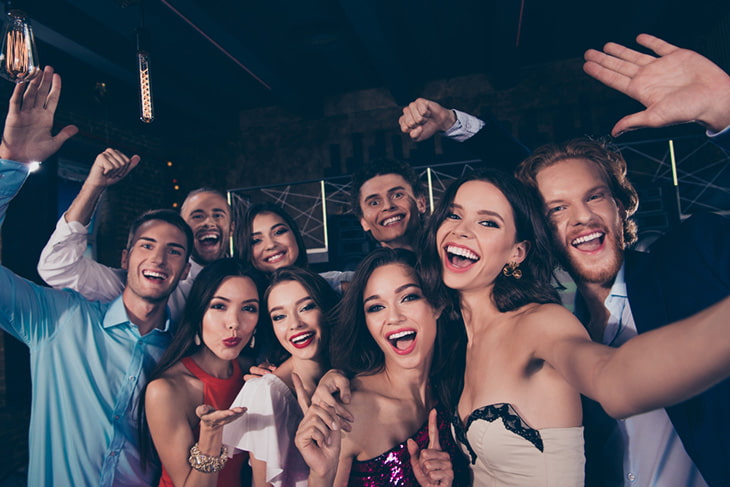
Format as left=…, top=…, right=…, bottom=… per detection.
left=366, top=304, right=384, bottom=313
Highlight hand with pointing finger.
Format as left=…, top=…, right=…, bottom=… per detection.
left=408, top=409, right=454, bottom=487
left=294, top=374, right=342, bottom=484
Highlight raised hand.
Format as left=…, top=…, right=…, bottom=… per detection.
left=399, top=98, right=456, bottom=142
left=296, top=369, right=353, bottom=422
left=583, top=34, right=730, bottom=136
left=85, top=149, right=140, bottom=189
left=294, top=379, right=342, bottom=483
left=0, top=66, right=78, bottom=163
left=408, top=409, right=454, bottom=487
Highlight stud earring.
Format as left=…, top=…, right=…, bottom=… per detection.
left=502, top=261, right=522, bottom=279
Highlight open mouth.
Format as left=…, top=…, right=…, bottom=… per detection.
left=571, top=231, right=605, bottom=252
left=290, top=331, right=315, bottom=349
left=386, top=328, right=417, bottom=355
left=264, top=251, right=287, bottom=264
left=445, top=244, right=480, bottom=270
left=381, top=215, right=404, bottom=227
left=197, top=231, right=221, bottom=248
left=142, top=269, right=168, bottom=281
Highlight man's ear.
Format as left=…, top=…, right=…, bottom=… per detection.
left=416, top=195, right=427, bottom=214
left=360, top=217, right=371, bottom=233
left=120, top=249, right=129, bottom=270
left=512, top=240, right=530, bottom=265
left=181, top=262, right=191, bottom=282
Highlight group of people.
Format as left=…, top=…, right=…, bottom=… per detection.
left=0, top=33, right=729, bottom=487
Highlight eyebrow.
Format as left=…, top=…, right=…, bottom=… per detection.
left=135, top=236, right=187, bottom=253
left=269, top=295, right=313, bottom=313
left=363, top=282, right=420, bottom=304
left=212, top=295, right=259, bottom=304
left=363, top=186, right=408, bottom=202
left=450, top=203, right=505, bottom=224
left=190, top=208, right=228, bottom=215
left=251, top=222, right=288, bottom=237
left=543, top=184, right=611, bottom=207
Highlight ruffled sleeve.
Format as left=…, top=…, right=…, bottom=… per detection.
left=221, top=374, right=308, bottom=487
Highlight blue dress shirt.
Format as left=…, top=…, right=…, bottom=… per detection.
left=0, top=159, right=171, bottom=486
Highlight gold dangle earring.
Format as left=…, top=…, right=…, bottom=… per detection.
left=502, top=261, right=522, bottom=279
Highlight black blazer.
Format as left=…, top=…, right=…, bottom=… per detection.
left=583, top=213, right=730, bottom=487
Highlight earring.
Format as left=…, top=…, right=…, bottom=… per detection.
left=194, top=333, right=201, bottom=346
left=249, top=333, right=256, bottom=349
left=502, top=261, right=522, bottom=279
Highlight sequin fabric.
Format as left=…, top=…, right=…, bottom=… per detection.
left=348, top=407, right=470, bottom=486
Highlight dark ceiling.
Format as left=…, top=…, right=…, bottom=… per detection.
left=7, top=0, right=730, bottom=137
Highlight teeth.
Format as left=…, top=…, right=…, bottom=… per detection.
left=388, top=330, right=416, bottom=341
left=291, top=332, right=314, bottom=344
left=382, top=215, right=403, bottom=226
left=143, top=270, right=167, bottom=280
left=446, top=245, right=479, bottom=261
left=199, top=232, right=219, bottom=243
left=572, top=231, right=603, bottom=245
left=265, top=252, right=285, bottom=263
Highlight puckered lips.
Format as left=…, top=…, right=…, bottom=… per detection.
left=570, top=230, right=606, bottom=253
left=223, top=336, right=242, bottom=348
left=380, top=213, right=406, bottom=227
left=290, top=330, right=316, bottom=349
left=386, top=327, right=417, bottom=355
left=443, top=243, right=480, bottom=273
left=141, top=268, right=170, bottom=283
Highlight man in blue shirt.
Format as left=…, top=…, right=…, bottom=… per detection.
left=0, top=67, right=193, bottom=486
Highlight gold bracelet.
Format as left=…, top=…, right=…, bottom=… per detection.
left=188, top=443, right=229, bottom=473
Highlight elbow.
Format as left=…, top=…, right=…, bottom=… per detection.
left=597, top=392, right=650, bottom=420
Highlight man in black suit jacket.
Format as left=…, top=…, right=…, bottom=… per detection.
left=515, top=35, right=730, bottom=486
left=400, top=33, right=730, bottom=486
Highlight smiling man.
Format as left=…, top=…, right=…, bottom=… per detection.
left=37, top=163, right=233, bottom=321
left=514, top=35, right=730, bottom=487
left=0, top=68, right=192, bottom=486
left=350, top=159, right=427, bottom=251
left=179, top=187, right=233, bottom=265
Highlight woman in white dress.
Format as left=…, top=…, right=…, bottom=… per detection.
left=222, top=266, right=340, bottom=487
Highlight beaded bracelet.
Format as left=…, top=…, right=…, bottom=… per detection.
left=188, top=443, right=229, bottom=473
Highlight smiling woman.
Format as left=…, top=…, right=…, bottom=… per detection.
left=222, top=266, right=340, bottom=487
left=295, top=248, right=470, bottom=486
left=415, top=168, right=730, bottom=486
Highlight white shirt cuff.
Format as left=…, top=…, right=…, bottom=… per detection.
left=443, top=109, right=485, bottom=142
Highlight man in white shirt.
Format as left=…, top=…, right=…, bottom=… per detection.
left=37, top=151, right=233, bottom=320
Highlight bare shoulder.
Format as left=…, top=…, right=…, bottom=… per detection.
left=517, top=302, right=587, bottom=337
left=146, top=361, right=198, bottom=408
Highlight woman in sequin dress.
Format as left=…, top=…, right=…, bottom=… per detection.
left=295, top=248, right=470, bottom=486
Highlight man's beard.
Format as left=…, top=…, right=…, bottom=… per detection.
left=556, top=230, right=624, bottom=288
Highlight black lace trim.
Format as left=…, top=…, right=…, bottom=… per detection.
left=452, top=403, right=544, bottom=465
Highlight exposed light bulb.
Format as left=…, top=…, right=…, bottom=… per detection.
left=137, top=49, right=154, bottom=123
left=0, top=10, right=40, bottom=83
